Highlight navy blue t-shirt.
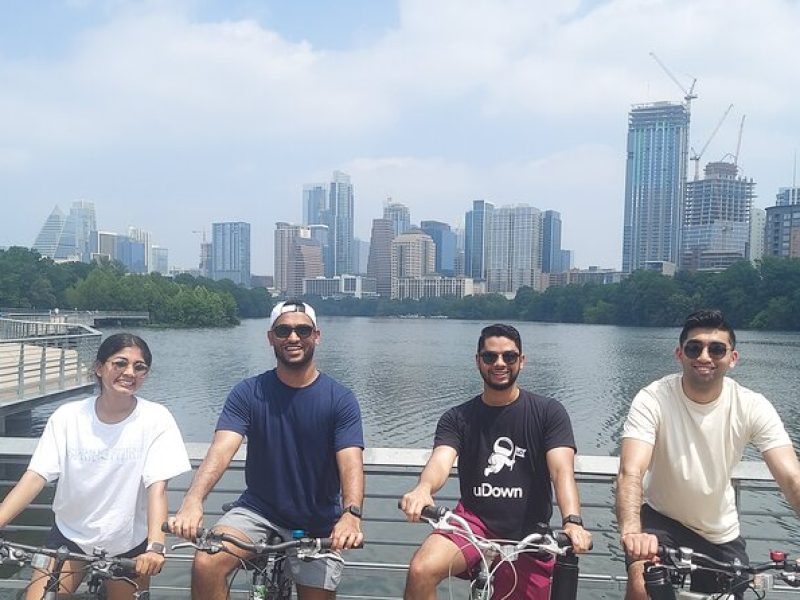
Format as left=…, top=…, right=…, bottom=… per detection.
left=217, top=369, right=364, bottom=536
left=434, top=389, right=576, bottom=539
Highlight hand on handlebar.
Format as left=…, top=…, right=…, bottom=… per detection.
left=621, top=532, right=659, bottom=561
left=169, top=498, right=205, bottom=541
left=399, top=486, right=434, bottom=522
left=135, top=550, right=165, bottom=576
left=330, top=513, right=363, bottom=551
left=563, top=522, right=593, bottom=554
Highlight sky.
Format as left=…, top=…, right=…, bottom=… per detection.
left=2, top=0, right=799, bottom=275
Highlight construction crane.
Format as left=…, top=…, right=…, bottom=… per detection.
left=690, top=103, right=734, bottom=180
left=734, top=114, right=746, bottom=168
left=649, top=51, right=698, bottom=112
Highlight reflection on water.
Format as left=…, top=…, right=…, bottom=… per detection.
left=30, top=317, right=800, bottom=455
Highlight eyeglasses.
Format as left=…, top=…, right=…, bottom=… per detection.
left=107, top=358, right=150, bottom=375
left=479, top=351, right=520, bottom=365
left=682, top=340, right=730, bottom=360
left=272, top=324, right=315, bottom=339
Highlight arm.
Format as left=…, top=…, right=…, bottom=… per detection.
left=546, top=447, right=592, bottom=553
left=170, top=430, right=244, bottom=539
left=616, top=437, right=658, bottom=560
left=0, top=470, right=47, bottom=528
left=136, top=480, right=168, bottom=576
left=330, top=446, right=364, bottom=551
left=763, top=445, right=800, bottom=514
left=399, top=445, right=458, bottom=522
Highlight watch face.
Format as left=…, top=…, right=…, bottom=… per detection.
left=147, top=542, right=166, bottom=555
left=563, top=515, right=583, bottom=526
left=346, top=505, right=362, bottom=518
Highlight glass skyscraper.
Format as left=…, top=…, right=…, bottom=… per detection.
left=542, top=210, right=563, bottom=273
left=486, top=204, right=542, bottom=294
left=464, top=200, right=494, bottom=281
left=420, top=220, right=456, bottom=276
left=329, top=171, right=354, bottom=276
left=33, top=201, right=97, bottom=262
left=212, top=221, right=251, bottom=287
left=622, top=102, right=690, bottom=272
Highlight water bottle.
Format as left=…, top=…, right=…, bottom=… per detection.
left=471, top=570, right=492, bottom=600
left=252, top=583, right=267, bottom=600
left=643, top=564, right=677, bottom=600
left=550, top=552, right=579, bottom=600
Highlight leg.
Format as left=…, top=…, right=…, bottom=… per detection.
left=191, top=525, right=255, bottom=600
left=624, top=560, right=648, bottom=600
left=296, top=583, right=335, bottom=600
left=105, top=575, right=150, bottom=600
left=404, top=534, right=469, bottom=600
left=25, top=558, right=84, bottom=600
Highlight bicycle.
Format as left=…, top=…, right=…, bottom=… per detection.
left=643, top=544, right=800, bottom=599
left=412, top=504, right=583, bottom=600
left=163, top=523, right=342, bottom=600
left=0, top=536, right=142, bottom=599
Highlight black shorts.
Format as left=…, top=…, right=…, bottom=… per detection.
left=45, top=525, right=147, bottom=559
left=628, top=504, right=749, bottom=599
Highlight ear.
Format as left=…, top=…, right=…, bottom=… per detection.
left=518, top=353, right=526, bottom=370
left=313, top=329, right=321, bottom=345
left=729, top=349, right=739, bottom=367
left=674, top=346, right=683, bottom=361
left=266, top=331, right=275, bottom=348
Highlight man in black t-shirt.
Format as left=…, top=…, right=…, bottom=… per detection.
left=400, top=323, right=592, bottom=600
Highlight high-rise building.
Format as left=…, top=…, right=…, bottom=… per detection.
left=127, top=227, right=153, bottom=272
left=749, top=207, right=766, bottom=262
left=465, top=200, right=494, bottom=281
left=274, top=222, right=311, bottom=294
left=352, top=237, right=370, bottom=275
left=384, top=200, right=411, bottom=237
left=287, top=237, right=323, bottom=297
left=776, top=187, right=800, bottom=206
left=487, top=204, right=542, bottom=294
left=151, top=246, right=169, bottom=274
left=329, top=170, right=354, bottom=275
left=303, top=183, right=328, bottom=226
left=542, top=210, right=563, bottom=273
left=390, top=231, right=435, bottom=299
left=367, top=218, right=394, bottom=298
left=622, top=102, right=690, bottom=272
left=682, top=161, right=755, bottom=271
left=308, top=224, right=332, bottom=277
left=211, top=222, right=251, bottom=286
left=33, top=201, right=97, bottom=262
left=92, top=231, right=117, bottom=261
left=420, top=220, right=456, bottom=276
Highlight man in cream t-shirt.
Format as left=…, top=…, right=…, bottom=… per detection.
left=616, top=309, right=800, bottom=600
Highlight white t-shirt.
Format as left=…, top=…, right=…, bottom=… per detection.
left=622, top=373, right=792, bottom=544
left=28, top=396, right=191, bottom=556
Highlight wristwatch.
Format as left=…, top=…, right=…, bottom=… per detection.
left=562, top=514, right=583, bottom=527
left=146, top=541, right=166, bottom=555
left=344, top=504, right=363, bottom=519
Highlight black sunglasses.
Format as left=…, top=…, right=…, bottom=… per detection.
left=682, top=340, right=729, bottom=360
left=479, top=351, right=520, bottom=365
left=272, top=324, right=315, bottom=339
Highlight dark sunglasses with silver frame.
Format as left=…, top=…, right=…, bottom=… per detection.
left=272, top=324, right=315, bottom=339
left=479, top=350, right=520, bottom=365
left=682, top=340, right=730, bottom=360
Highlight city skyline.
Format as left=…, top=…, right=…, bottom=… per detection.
left=2, top=1, right=800, bottom=273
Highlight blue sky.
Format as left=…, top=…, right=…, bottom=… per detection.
left=2, top=0, right=799, bottom=274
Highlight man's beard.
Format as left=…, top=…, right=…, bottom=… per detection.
left=480, top=368, right=519, bottom=391
left=274, top=345, right=315, bottom=370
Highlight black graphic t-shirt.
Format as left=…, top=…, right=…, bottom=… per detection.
left=434, top=389, right=576, bottom=539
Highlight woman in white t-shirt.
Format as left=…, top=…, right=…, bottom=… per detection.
left=0, top=333, right=191, bottom=599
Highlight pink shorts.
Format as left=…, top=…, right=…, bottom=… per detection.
left=433, top=502, right=554, bottom=600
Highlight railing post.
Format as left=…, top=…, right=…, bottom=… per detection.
left=16, top=343, right=25, bottom=400
left=39, top=347, right=47, bottom=394
left=59, top=347, right=66, bottom=388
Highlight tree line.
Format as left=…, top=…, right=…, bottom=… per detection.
left=306, top=257, right=800, bottom=331
left=0, top=247, right=270, bottom=327
left=4, top=245, right=799, bottom=330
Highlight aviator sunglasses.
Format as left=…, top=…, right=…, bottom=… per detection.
left=479, top=351, right=520, bottom=365
left=682, top=340, right=730, bottom=360
left=106, top=358, right=150, bottom=375
left=272, top=324, right=315, bottom=339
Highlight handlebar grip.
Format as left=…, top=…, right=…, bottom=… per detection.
left=420, top=505, right=449, bottom=520
left=112, top=557, right=138, bottom=577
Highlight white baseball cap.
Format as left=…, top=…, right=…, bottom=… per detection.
left=269, top=300, right=317, bottom=329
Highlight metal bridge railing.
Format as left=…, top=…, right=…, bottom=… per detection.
left=0, top=318, right=101, bottom=409
left=0, top=442, right=798, bottom=598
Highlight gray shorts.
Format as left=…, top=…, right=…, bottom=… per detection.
left=214, top=506, right=343, bottom=592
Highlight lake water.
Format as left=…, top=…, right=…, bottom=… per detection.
left=32, top=316, right=800, bottom=455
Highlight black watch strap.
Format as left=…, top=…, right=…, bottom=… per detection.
left=344, top=504, right=362, bottom=519
left=562, top=514, right=583, bottom=527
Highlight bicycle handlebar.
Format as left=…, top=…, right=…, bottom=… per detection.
left=0, top=537, right=138, bottom=578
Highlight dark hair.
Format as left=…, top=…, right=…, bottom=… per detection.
left=679, top=309, right=736, bottom=348
left=477, top=324, right=522, bottom=353
left=94, top=333, right=152, bottom=384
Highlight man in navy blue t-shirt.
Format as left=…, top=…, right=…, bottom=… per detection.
left=170, top=300, right=364, bottom=600
left=399, top=323, right=592, bottom=600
